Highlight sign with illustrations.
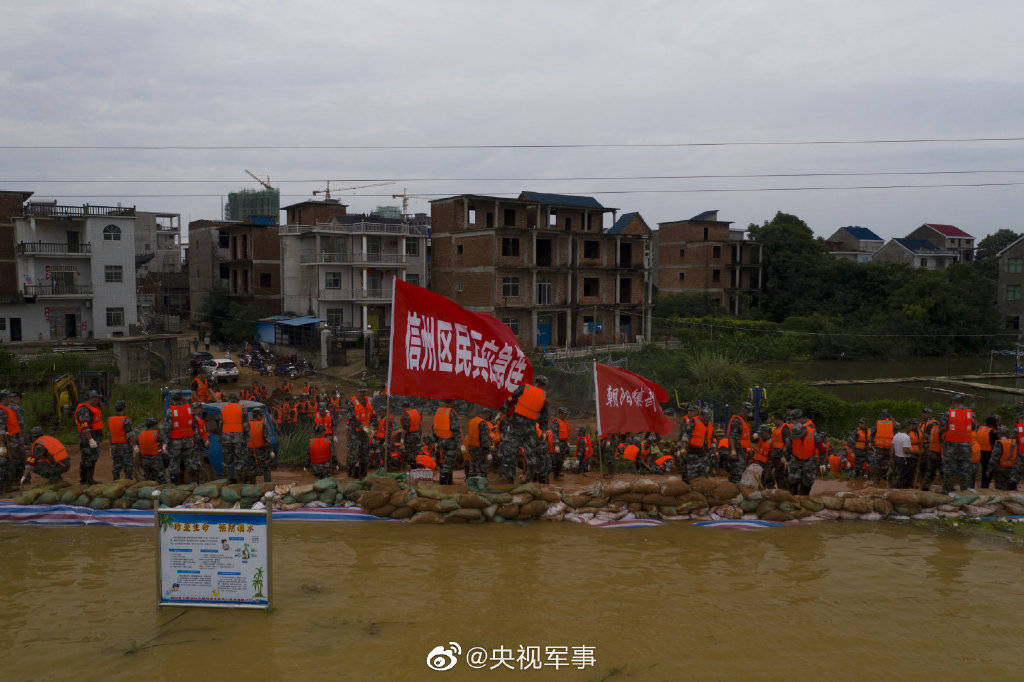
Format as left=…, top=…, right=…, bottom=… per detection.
left=156, top=508, right=271, bottom=609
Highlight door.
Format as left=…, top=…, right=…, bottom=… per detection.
left=619, top=314, right=632, bottom=341
left=65, top=313, right=77, bottom=338
left=536, top=321, right=552, bottom=347
left=10, top=317, right=21, bottom=342
left=66, top=230, right=79, bottom=250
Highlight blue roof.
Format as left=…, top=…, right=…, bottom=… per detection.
left=893, top=238, right=941, bottom=254
left=276, top=316, right=324, bottom=327
left=606, top=211, right=638, bottom=234
left=518, top=191, right=604, bottom=209
left=259, top=315, right=290, bottom=322
left=690, top=210, right=719, bottom=221
left=841, top=226, right=883, bottom=241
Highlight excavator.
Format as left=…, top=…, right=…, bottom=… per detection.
left=52, top=371, right=110, bottom=428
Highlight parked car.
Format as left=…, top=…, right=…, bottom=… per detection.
left=202, top=358, right=239, bottom=382
left=188, top=351, right=213, bottom=375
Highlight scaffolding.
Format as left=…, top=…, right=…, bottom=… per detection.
left=225, top=188, right=280, bottom=224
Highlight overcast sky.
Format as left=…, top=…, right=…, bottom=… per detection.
left=2, top=0, right=1023, bottom=241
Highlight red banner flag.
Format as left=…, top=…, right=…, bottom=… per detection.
left=388, top=279, right=533, bottom=408
left=593, top=361, right=674, bottom=437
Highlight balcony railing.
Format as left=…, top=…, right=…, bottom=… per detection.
left=319, top=287, right=391, bottom=301
left=24, top=284, right=93, bottom=297
left=16, top=241, right=92, bottom=256
left=303, top=251, right=407, bottom=265
left=24, top=203, right=135, bottom=218
left=282, top=221, right=414, bottom=236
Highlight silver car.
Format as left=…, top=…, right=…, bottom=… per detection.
left=202, top=358, right=239, bottom=382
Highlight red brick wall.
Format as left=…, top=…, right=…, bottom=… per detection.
left=450, top=271, right=494, bottom=308
left=285, top=203, right=347, bottom=225
left=431, top=199, right=463, bottom=234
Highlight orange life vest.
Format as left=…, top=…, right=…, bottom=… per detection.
left=688, top=419, right=711, bottom=449
left=514, top=385, right=545, bottom=421
left=542, top=430, right=555, bottom=454
left=828, top=452, right=842, bottom=474
left=467, top=416, right=486, bottom=447
left=1, top=405, right=21, bottom=437
left=874, top=420, right=895, bottom=448
left=654, top=454, right=673, bottom=468
left=1016, top=423, right=1024, bottom=453
left=854, top=427, right=869, bottom=450
left=577, top=435, right=593, bottom=459
left=488, top=420, right=501, bottom=444
left=754, top=438, right=771, bottom=464
left=971, top=436, right=982, bottom=464
left=75, top=402, right=103, bottom=433
left=248, top=420, right=266, bottom=448
left=771, top=424, right=786, bottom=449
left=221, top=402, right=244, bottom=434
left=998, top=437, right=1018, bottom=468
left=309, top=437, right=331, bottom=464
left=33, top=435, right=68, bottom=464
left=974, top=426, right=993, bottom=452
left=553, top=417, right=570, bottom=440
left=944, top=409, right=974, bottom=443
left=790, top=431, right=816, bottom=461
left=623, top=444, right=640, bottom=462
left=908, top=430, right=921, bottom=455
left=350, top=397, right=373, bottom=426
left=375, top=415, right=393, bottom=440
left=314, top=411, right=333, bottom=435
left=194, top=413, right=209, bottom=441
left=433, top=408, right=454, bottom=439
left=108, top=415, right=129, bottom=444
left=717, top=437, right=730, bottom=450
left=728, top=415, right=752, bottom=450
left=402, top=409, right=421, bottom=433
left=416, top=448, right=437, bottom=469
left=138, top=429, right=161, bottom=456
left=169, top=404, right=194, bottom=439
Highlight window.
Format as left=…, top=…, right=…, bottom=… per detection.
left=1008, top=285, right=1021, bottom=301
left=103, top=225, right=121, bottom=241
left=502, top=318, right=519, bottom=334
left=565, top=217, right=572, bottom=230
left=583, top=315, right=594, bottom=335
left=455, top=283, right=463, bottom=293
left=703, top=227, right=708, bottom=240
left=406, top=273, right=420, bottom=286
left=501, top=277, right=520, bottom=298
left=405, top=239, right=419, bottom=256
left=218, top=234, right=229, bottom=249
left=106, top=307, right=125, bottom=326
left=583, top=277, right=599, bottom=297
left=583, top=241, right=600, bottom=259
left=456, top=244, right=463, bottom=255
left=259, top=272, right=272, bottom=288
left=548, top=211, right=557, bottom=227
left=326, top=309, right=344, bottom=328
left=712, top=245, right=721, bottom=258
left=504, top=209, right=516, bottom=227
left=219, top=264, right=229, bottom=279
left=468, top=208, right=476, bottom=224
left=104, top=265, right=123, bottom=283
left=712, top=270, right=721, bottom=283
left=679, top=248, right=686, bottom=257
left=325, top=272, right=342, bottom=289
left=678, top=272, right=685, bottom=281
left=537, top=278, right=552, bottom=304
left=502, top=238, right=520, bottom=257
left=145, top=243, right=152, bottom=252
left=0, top=318, right=5, bottom=331
left=1006, top=316, right=1020, bottom=331
left=1009, top=258, right=1023, bottom=274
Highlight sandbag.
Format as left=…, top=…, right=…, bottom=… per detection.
left=642, top=493, right=680, bottom=507
left=133, top=499, right=153, bottom=510
left=843, top=498, right=873, bottom=514
left=916, top=491, right=951, bottom=507
left=372, top=504, right=396, bottom=517
left=798, top=496, right=824, bottom=512
left=605, top=480, right=632, bottom=496
left=391, top=506, right=413, bottom=519
left=518, top=499, right=549, bottom=519
left=713, top=482, right=740, bottom=500
left=439, top=498, right=460, bottom=512
left=886, top=490, right=919, bottom=507
left=873, top=498, right=894, bottom=516
left=194, top=484, right=220, bottom=498
left=291, top=483, right=316, bottom=497
left=297, top=491, right=318, bottom=504
left=511, top=483, right=543, bottom=497
left=565, top=493, right=592, bottom=509
left=17, top=489, right=45, bottom=504
left=339, top=481, right=363, bottom=496
left=677, top=492, right=708, bottom=512
left=819, top=495, right=843, bottom=511
left=89, top=497, right=112, bottom=510
left=496, top=504, right=519, bottom=518
left=241, top=484, right=261, bottom=498
left=219, top=487, right=241, bottom=504
left=661, top=480, right=689, bottom=497
left=415, top=484, right=444, bottom=500
left=367, top=476, right=400, bottom=493
left=112, top=498, right=131, bottom=509
left=74, top=494, right=91, bottom=507
left=614, top=492, right=645, bottom=503
left=894, top=504, right=922, bottom=516
left=712, top=505, right=743, bottom=520
left=769, top=490, right=797, bottom=504
left=318, top=491, right=336, bottom=504
left=950, top=494, right=978, bottom=507
left=313, top=478, right=339, bottom=491
left=137, top=486, right=157, bottom=501
left=456, top=493, right=488, bottom=509
left=756, top=500, right=777, bottom=516
left=36, top=491, right=59, bottom=505
left=409, top=511, right=443, bottom=524
left=740, top=463, right=762, bottom=488
left=451, top=508, right=483, bottom=521
left=539, top=490, right=561, bottom=503
left=689, top=478, right=718, bottom=496
left=739, top=498, right=761, bottom=513
left=630, top=478, right=661, bottom=495
left=408, top=497, right=441, bottom=513
left=761, top=510, right=793, bottom=522
left=390, top=489, right=415, bottom=507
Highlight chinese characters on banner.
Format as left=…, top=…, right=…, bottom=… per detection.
left=388, top=280, right=533, bottom=409
left=593, top=361, right=674, bottom=437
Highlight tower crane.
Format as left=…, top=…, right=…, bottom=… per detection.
left=244, top=169, right=273, bottom=190
left=313, top=181, right=393, bottom=201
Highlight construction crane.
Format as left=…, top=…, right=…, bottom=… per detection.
left=391, top=187, right=419, bottom=220
left=313, top=181, right=393, bottom=201
left=244, top=169, right=273, bottom=190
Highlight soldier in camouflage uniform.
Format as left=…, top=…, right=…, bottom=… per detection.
left=847, top=418, right=871, bottom=479
left=244, top=407, right=273, bottom=483
left=346, top=385, right=376, bottom=479
left=433, top=399, right=462, bottom=485
left=987, top=427, right=1023, bottom=491
left=682, top=408, right=714, bottom=480
left=726, top=402, right=754, bottom=484
left=218, top=395, right=250, bottom=484
left=2, top=391, right=27, bottom=485
left=74, top=390, right=104, bottom=484
left=529, top=423, right=552, bottom=483
left=108, top=401, right=134, bottom=479
left=136, top=418, right=168, bottom=483
left=23, top=426, right=71, bottom=484
left=499, top=376, right=549, bottom=484
left=939, top=393, right=978, bottom=493
left=467, top=410, right=492, bottom=479
left=162, top=391, right=196, bottom=484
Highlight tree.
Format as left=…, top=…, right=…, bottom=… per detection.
left=747, top=212, right=828, bottom=321
left=197, top=288, right=261, bottom=343
left=654, top=292, right=723, bottom=321
left=972, top=228, right=1020, bottom=281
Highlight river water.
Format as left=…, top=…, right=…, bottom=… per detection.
left=2, top=522, right=1022, bottom=680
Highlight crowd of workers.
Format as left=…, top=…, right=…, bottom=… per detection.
left=1, top=371, right=1021, bottom=498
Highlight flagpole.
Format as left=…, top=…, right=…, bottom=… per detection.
left=593, top=360, right=604, bottom=495
left=386, top=282, right=397, bottom=466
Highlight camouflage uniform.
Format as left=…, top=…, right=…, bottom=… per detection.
left=28, top=439, right=71, bottom=483
left=163, top=406, right=195, bottom=484
left=499, top=383, right=549, bottom=482
left=868, top=419, right=899, bottom=483
left=727, top=413, right=752, bottom=484
left=76, top=403, right=102, bottom=483
left=347, top=403, right=375, bottom=479
left=137, top=428, right=168, bottom=483
left=110, top=417, right=134, bottom=479
left=986, top=440, right=1020, bottom=491
left=468, top=419, right=491, bottom=478
left=682, top=416, right=713, bottom=480
left=7, top=402, right=26, bottom=483
left=530, top=432, right=552, bottom=481
left=847, top=427, right=871, bottom=479
left=434, top=407, right=462, bottom=483
left=401, top=409, right=421, bottom=467
left=218, top=413, right=250, bottom=483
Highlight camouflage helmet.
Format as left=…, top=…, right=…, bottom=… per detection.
left=115, top=400, right=126, bottom=411
left=87, top=390, right=100, bottom=399
left=558, top=407, right=568, bottom=415
left=742, top=402, right=753, bottom=411
left=29, top=425, right=43, bottom=438
left=533, top=375, right=548, bottom=387
left=145, top=417, right=158, bottom=427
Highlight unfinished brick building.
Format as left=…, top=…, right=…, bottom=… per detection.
left=656, top=210, right=762, bottom=315
left=430, top=191, right=653, bottom=349
left=188, top=219, right=282, bottom=316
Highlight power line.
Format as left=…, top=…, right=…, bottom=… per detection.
left=21, top=181, right=1024, bottom=199
left=7, top=169, right=1024, bottom=183
left=3, top=135, right=1024, bottom=151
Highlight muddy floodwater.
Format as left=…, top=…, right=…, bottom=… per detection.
left=2, top=522, right=1023, bottom=680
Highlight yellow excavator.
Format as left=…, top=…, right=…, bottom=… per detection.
left=52, top=371, right=110, bottom=428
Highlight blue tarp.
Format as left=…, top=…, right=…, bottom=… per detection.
left=277, top=316, right=324, bottom=326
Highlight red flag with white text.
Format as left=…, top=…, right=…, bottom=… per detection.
left=593, top=361, right=674, bottom=437
left=388, top=279, right=533, bottom=408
